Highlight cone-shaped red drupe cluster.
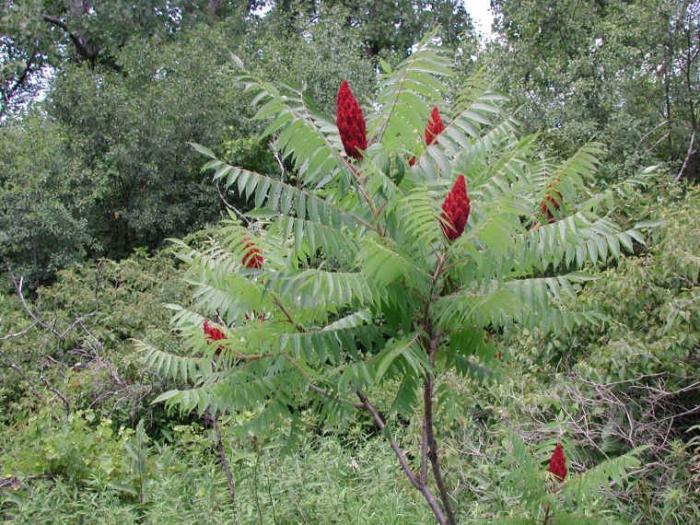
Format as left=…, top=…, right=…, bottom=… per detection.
left=441, top=174, right=470, bottom=241
left=242, top=237, right=264, bottom=269
left=425, top=107, right=446, bottom=145
left=203, top=320, right=226, bottom=342
left=409, top=107, right=446, bottom=167
left=540, top=190, right=562, bottom=224
left=336, top=80, right=367, bottom=160
left=547, top=443, right=568, bottom=481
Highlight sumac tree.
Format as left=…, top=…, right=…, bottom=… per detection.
left=141, top=37, right=648, bottom=524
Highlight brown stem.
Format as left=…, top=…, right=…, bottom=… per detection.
left=205, top=411, right=237, bottom=505
left=423, top=375, right=456, bottom=525
left=346, top=162, right=380, bottom=222
left=272, top=295, right=305, bottom=332
left=420, top=419, right=429, bottom=484
left=416, top=251, right=456, bottom=525
left=357, top=391, right=449, bottom=525
left=423, top=331, right=456, bottom=525
left=542, top=503, right=551, bottom=525
left=308, top=383, right=365, bottom=409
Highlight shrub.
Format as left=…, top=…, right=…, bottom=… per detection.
left=142, top=36, right=651, bottom=524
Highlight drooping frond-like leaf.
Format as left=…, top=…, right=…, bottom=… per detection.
left=393, top=186, right=443, bottom=253
left=277, top=313, right=381, bottom=366
left=186, top=254, right=269, bottom=321
left=272, top=268, right=378, bottom=310
left=198, top=157, right=366, bottom=229
left=512, top=214, right=644, bottom=272
left=368, top=35, right=452, bottom=152
left=578, top=164, right=658, bottom=213
left=276, top=215, right=359, bottom=264
left=412, top=86, right=508, bottom=181
left=233, top=69, right=349, bottom=190
left=371, top=333, right=429, bottom=384
left=564, top=447, right=646, bottom=503
left=139, top=342, right=212, bottom=384
left=433, top=273, right=591, bottom=330
left=359, top=235, right=431, bottom=292
left=539, top=142, right=605, bottom=202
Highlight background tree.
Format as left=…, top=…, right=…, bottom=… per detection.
left=0, top=0, right=266, bottom=118
left=488, top=0, right=699, bottom=181
left=1, top=1, right=382, bottom=283
left=272, top=0, right=475, bottom=58
left=0, top=115, right=91, bottom=283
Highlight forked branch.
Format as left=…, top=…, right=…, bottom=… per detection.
left=357, top=391, right=449, bottom=525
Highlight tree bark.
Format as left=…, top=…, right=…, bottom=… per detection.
left=0, top=51, right=37, bottom=119
left=42, top=14, right=100, bottom=63
left=676, top=131, right=698, bottom=182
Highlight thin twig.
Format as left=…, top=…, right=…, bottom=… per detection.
left=217, top=183, right=251, bottom=224
left=271, top=295, right=305, bottom=333
left=308, top=384, right=364, bottom=409
left=0, top=352, right=70, bottom=416
left=0, top=321, right=37, bottom=341
left=674, top=130, right=696, bottom=182
left=205, top=411, right=237, bottom=505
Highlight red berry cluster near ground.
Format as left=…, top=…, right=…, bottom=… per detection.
left=547, top=442, right=568, bottom=481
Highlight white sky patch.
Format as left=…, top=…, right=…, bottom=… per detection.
left=464, top=0, right=494, bottom=41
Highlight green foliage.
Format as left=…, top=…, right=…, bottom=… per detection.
left=1, top=413, right=435, bottom=524
left=1, top=409, right=131, bottom=483
left=2, top=5, right=698, bottom=524
left=1, top=4, right=382, bottom=279
left=483, top=187, right=700, bottom=524
left=1, top=0, right=260, bottom=117
left=488, top=0, right=699, bottom=179
left=0, top=244, right=188, bottom=427
left=0, top=116, right=92, bottom=283
left=512, top=187, right=700, bottom=384
left=490, top=435, right=646, bottom=523
left=47, top=24, right=253, bottom=259
left=136, top=36, right=660, bottom=525
left=119, top=420, right=153, bottom=505
left=268, top=0, right=476, bottom=61
left=243, top=4, right=377, bottom=116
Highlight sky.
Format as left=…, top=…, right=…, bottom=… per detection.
left=465, top=0, right=495, bottom=39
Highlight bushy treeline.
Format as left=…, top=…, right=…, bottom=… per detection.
left=2, top=0, right=697, bottom=284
